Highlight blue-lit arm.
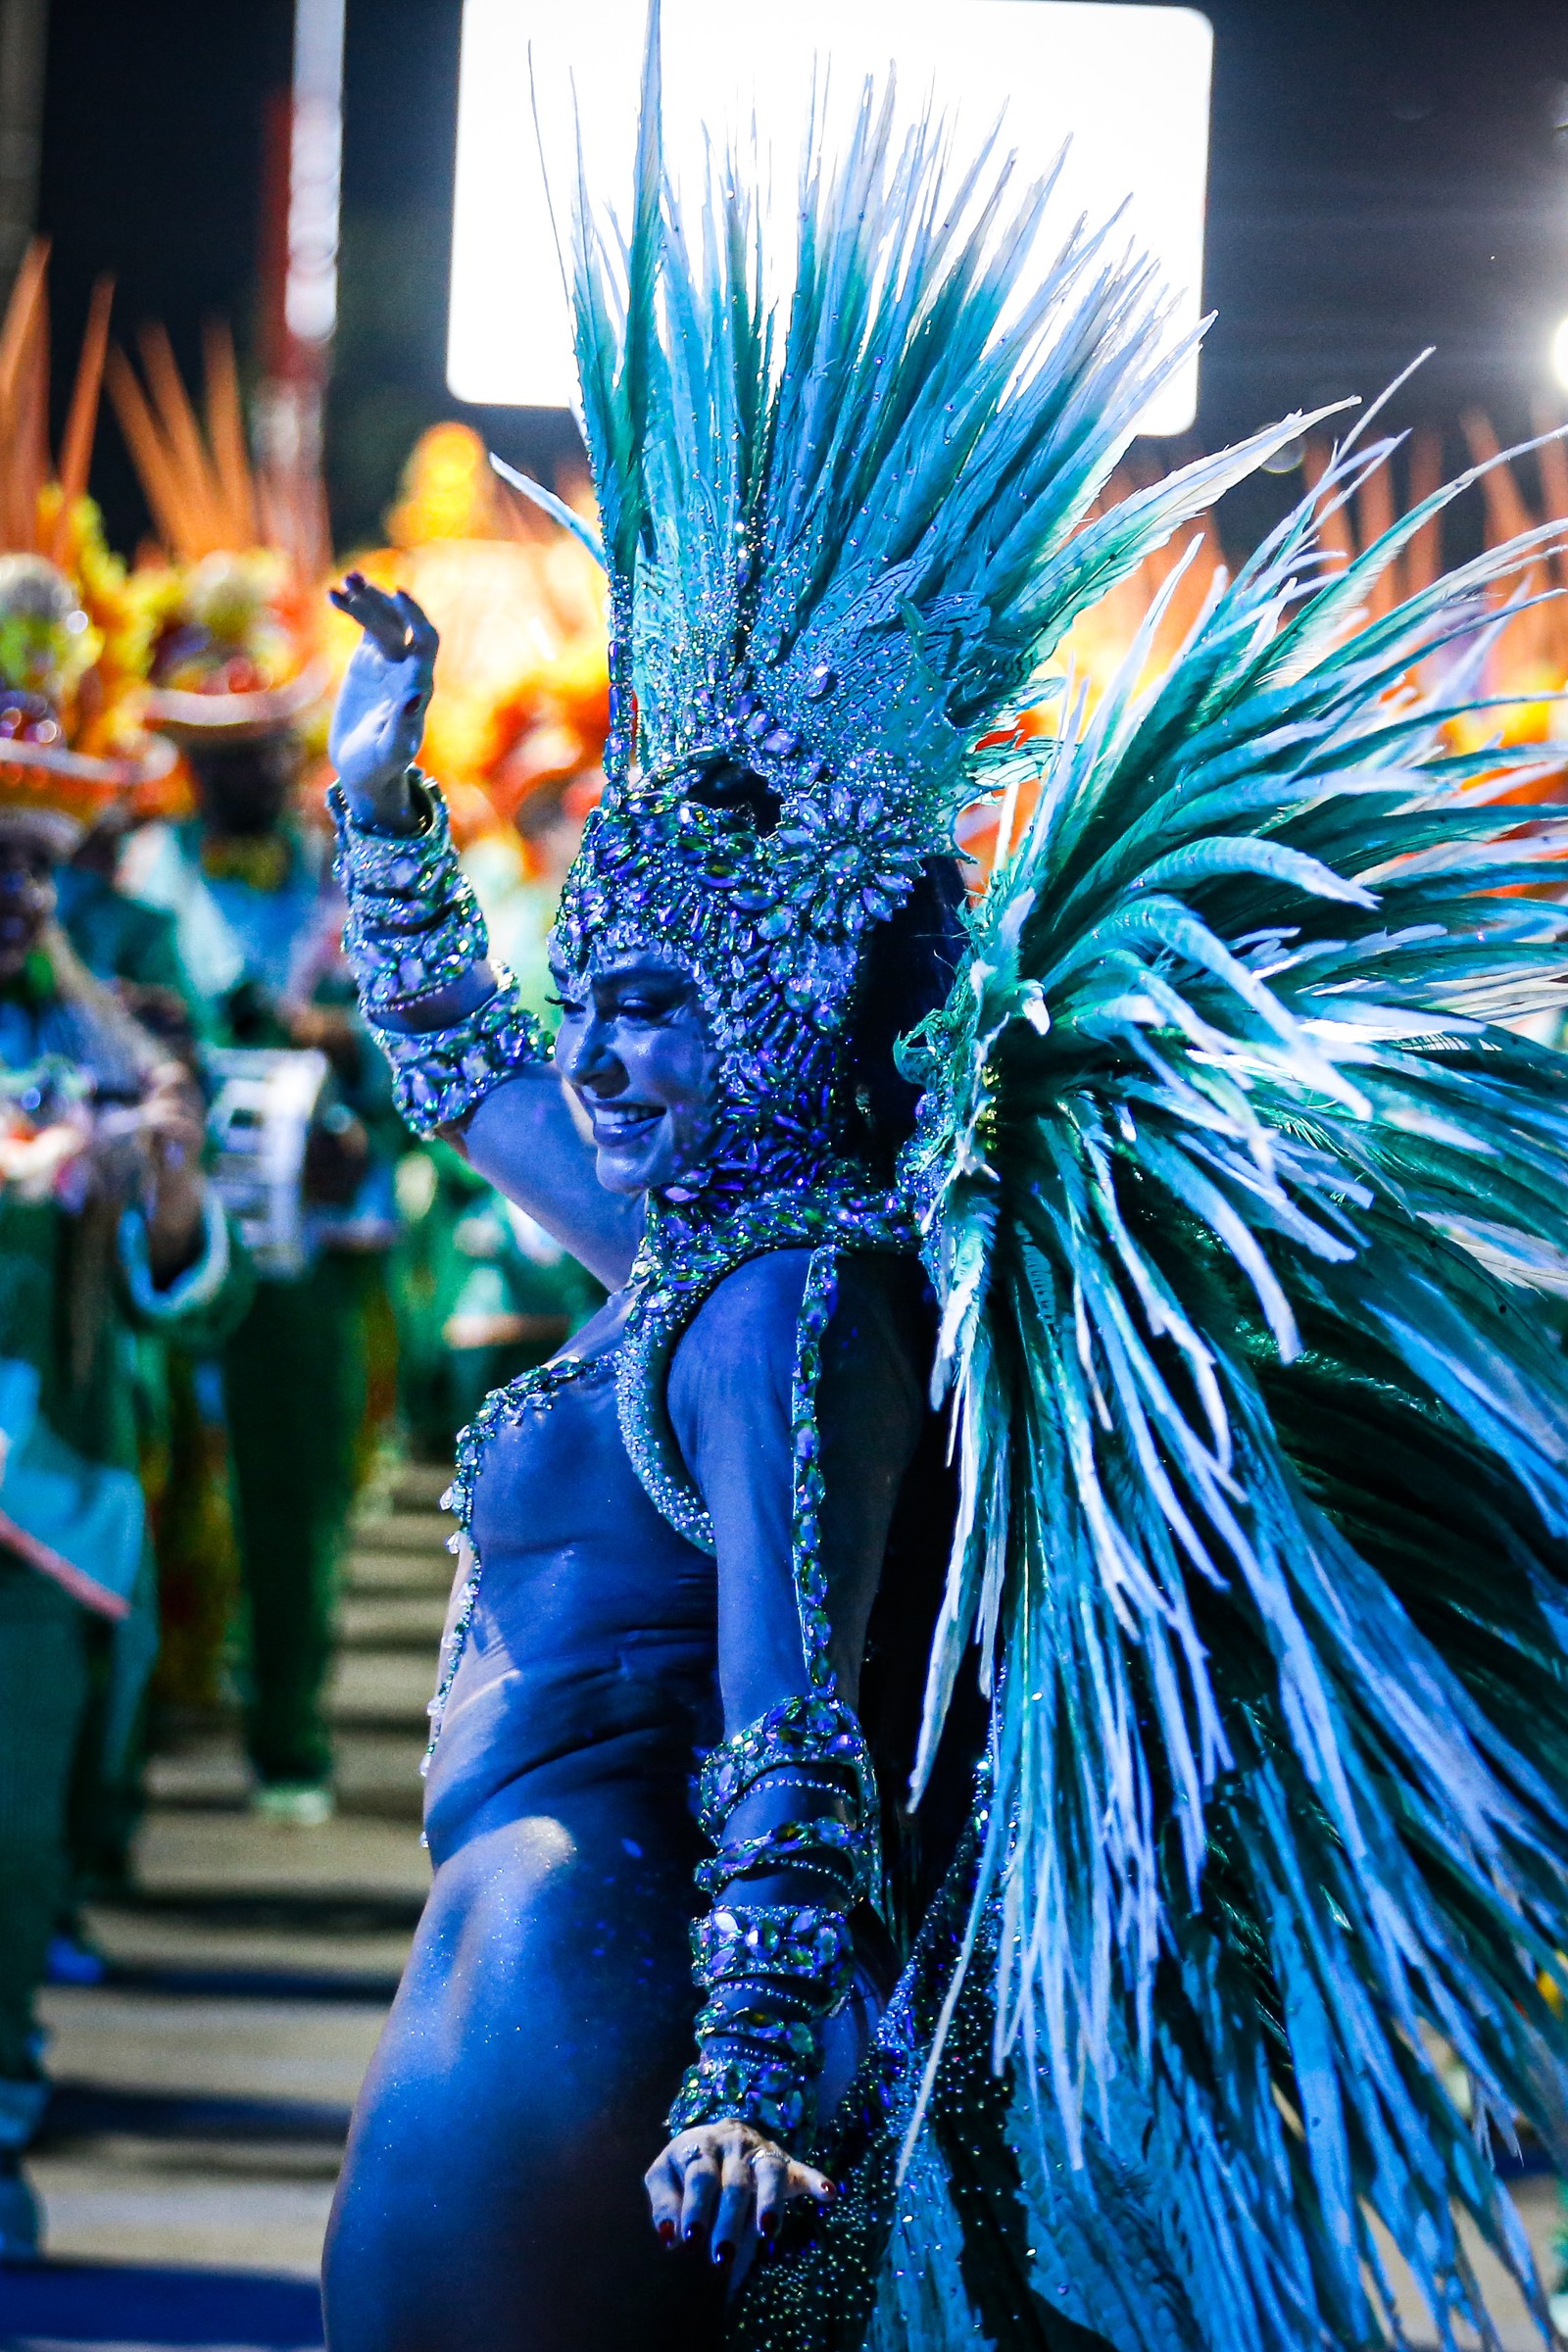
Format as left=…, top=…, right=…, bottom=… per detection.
left=324, top=575, right=641, bottom=1288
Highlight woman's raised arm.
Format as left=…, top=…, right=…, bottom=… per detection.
left=325, top=576, right=640, bottom=1290
left=461, top=1071, right=643, bottom=1290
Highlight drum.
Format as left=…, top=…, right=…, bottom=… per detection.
left=204, top=1046, right=329, bottom=1278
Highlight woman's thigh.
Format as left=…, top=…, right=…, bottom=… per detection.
left=323, top=1791, right=726, bottom=2352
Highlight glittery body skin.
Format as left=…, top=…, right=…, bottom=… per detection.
left=328, top=717, right=921, bottom=2153
left=322, top=1322, right=731, bottom=2352
left=427, top=1178, right=917, bottom=2155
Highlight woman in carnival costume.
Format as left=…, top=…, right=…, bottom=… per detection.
left=323, top=15, right=1568, bottom=2348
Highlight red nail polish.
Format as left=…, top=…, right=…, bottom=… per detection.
left=759, top=2211, right=778, bottom=2239
left=713, top=2239, right=733, bottom=2268
left=820, top=2180, right=837, bottom=2201
left=658, top=2219, right=675, bottom=2244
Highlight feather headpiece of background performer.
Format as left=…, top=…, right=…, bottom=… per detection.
left=109, top=322, right=329, bottom=750
left=0, top=242, right=172, bottom=855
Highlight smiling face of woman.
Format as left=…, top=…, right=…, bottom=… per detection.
left=551, top=952, right=722, bottom=1196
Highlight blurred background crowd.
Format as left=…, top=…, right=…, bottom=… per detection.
left=1, top=0, right=1567, bottom=2328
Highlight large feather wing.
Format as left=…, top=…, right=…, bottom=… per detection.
left=904, top=435, right=1568, bottom=2350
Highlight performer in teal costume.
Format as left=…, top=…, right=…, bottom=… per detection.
left=322, top=13, right=1568, bottom=2346
left=124, top=730, right=402, bottom=1807
left=0, top=806, right=249, bottom=2259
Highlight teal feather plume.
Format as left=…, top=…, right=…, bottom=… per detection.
left=903, top=427, right=1568, bottom=2349
left=563, top=3, right=1334, bottom=817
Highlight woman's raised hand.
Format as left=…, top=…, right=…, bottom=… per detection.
left=325, top=574, right=438, bottom=828
left=644, top=2120, right=833, bottom=2272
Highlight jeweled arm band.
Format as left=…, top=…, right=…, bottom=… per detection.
left=668, top=1693, right=879, bottom=2151
left=328, top=771, right=550, bottom=1138
left=667, top=1903, right=857, bottom=2146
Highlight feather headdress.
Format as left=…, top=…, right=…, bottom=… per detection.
left=544, top=0, right=1323, bottom=1204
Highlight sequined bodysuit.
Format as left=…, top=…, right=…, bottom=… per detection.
left=321, top=1250, right=929, bottom=2352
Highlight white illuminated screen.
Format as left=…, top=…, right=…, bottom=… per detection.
left=448, top=0, right=1212, bottom=437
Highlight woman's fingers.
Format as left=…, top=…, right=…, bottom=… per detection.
left=646, top=2128, right=831, bottom=2256
left=643, top=2147, right=684, bottom=2248
left=711, top=2136, right=756, bottom=2267
left=678, top=2144, right=721, bottom=2245
left=751, top=2146, right=790, bottom=2239
left=327, top=574, right=414, bottom=661
left=395, top=589, right=440, bottom=663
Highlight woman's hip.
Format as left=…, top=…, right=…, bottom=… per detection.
left=323, top=1788, right=719, bottom=2351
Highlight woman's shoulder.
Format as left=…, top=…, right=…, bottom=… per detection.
left=670, top=1245, right=928, bottom=1415
left=675, top=1247, right=814, bottom=1396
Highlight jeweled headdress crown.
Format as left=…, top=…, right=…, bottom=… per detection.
left=535, top=6, right=1308, bottom=1206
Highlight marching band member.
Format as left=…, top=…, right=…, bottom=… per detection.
left=109, top=332, right=402, bottom=1823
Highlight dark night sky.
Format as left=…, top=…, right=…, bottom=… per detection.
left=31, top=0, right=1568, bottom=556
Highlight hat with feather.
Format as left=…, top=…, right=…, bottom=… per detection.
left=109, top=324, right=328, bottom=747
left=0, top=243, right=173, bottom=858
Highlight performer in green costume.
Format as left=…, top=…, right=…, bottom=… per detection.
left=122, top=718, right=401, bottom=1819
left=0, top=554, right=249, bottom=2264
left=108, top=324, right=410, bottom=1816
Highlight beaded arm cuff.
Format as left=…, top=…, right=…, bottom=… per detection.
left=694, top=1814, right=866, bottom=1899
left=669, top=1696, right=880, bottom=2151
left=327, top=773, right=550, bottom=1136
left=666, top=1905, right=856, bottom=2146
left=698, top=1693, right=877, bottom=1845
left=368, top=980, right=548, bottom=1137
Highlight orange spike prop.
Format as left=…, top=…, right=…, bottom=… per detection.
left=1461, top=412, right=1536, bottom=550
left=0, top=239, right=51, bottom=553
left=49, top=274, right=115, bottom=564
left=1404, top=429, right=1444, bottom=596
left=202, top=321, right=257, bottom=549
left=137, top=323, right=227, bottom=554
left=106, top=344, right=202, bottom=555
